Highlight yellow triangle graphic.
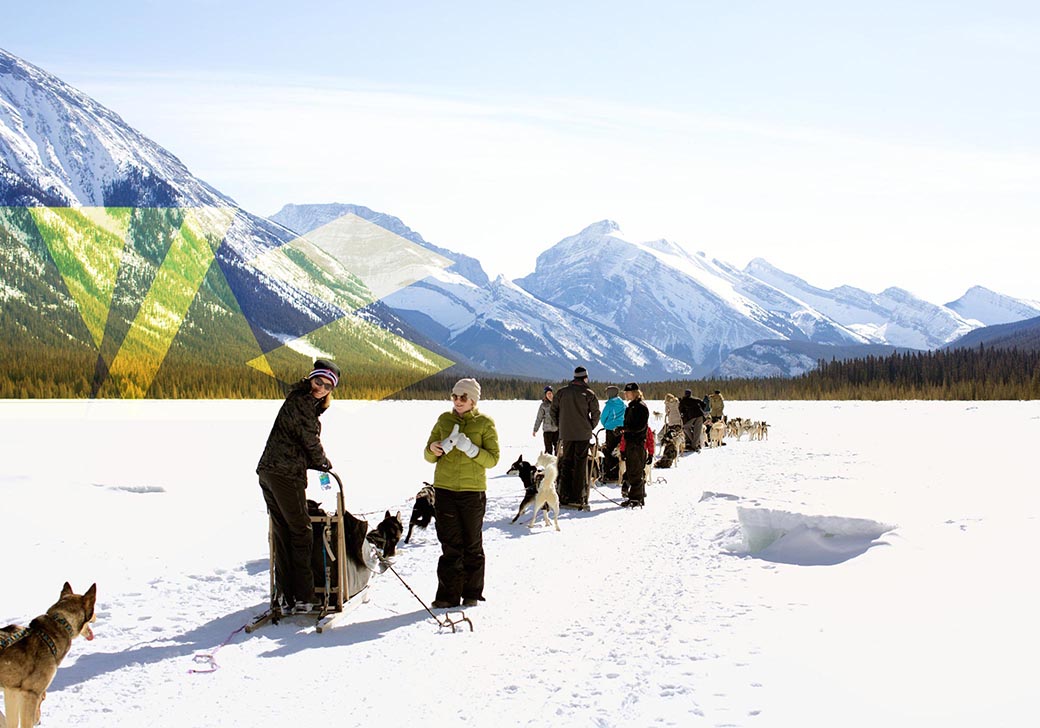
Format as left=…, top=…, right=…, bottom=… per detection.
left=28, top=207, right=131, bottom=348
left=246, top=354, right=277, bottom=378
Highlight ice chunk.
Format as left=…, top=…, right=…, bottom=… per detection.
left=732, top=506, right=895, bottom=565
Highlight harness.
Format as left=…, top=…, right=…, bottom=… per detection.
left=0, top=614, right=75, bottom=657
left=0, top=627, right=30, bottom=651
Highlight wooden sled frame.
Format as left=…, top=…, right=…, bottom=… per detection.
left=247, top=471, right=371, bottom=633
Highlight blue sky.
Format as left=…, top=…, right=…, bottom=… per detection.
left=6, top=1, right=1039, bottom=303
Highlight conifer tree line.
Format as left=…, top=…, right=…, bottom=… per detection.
left=2, top=344, right=1037, bottom=400
left=391, top=346, right=1039, bottom=401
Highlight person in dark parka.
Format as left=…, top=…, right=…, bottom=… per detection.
left=256, top=359, right=339, bottom=614
left=679, top=388, right=707, bottom=453
left=550, top=365, right=600, bottom=509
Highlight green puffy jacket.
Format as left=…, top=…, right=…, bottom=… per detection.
left=423, top=408, right=500, bottom=491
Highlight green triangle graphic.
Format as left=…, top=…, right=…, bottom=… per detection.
left=28, top=207, right=131, bottom=348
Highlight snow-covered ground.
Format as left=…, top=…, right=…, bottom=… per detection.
left=1, top=398, right=1037, bottom=727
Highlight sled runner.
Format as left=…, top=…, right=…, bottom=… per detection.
left=247, top=471, right=374, bottom=633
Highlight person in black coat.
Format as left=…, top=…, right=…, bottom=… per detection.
left=621, top=382, right=649, bottom=507
left=550, top=365, right=600, bottom=510
left=679, top=389, right=706, bottom=453
left=256, top=359, right=339, bottom=614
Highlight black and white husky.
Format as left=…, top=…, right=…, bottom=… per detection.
left=528, top=452, right=560, bottom=530
left=510, top=456, right=543, bottom=523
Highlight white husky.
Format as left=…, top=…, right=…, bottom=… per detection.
left=530, top=452, right=561, bottom=531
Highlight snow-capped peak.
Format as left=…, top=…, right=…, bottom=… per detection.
left=577, top=219, right=622, bottom=237
left=945, top=285, right=1040, bottom=327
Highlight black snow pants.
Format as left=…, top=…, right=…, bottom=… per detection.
left=434, top=488, right=487, bottom=605
left=624, top=441, right=647, bottom=503
left=258, top=470, right=315, bottom=606
left=602, top=428, right=621, bottom=482
left=558, top=439, right=590, bottom=505
left=542, top=430, right=559, bottom=456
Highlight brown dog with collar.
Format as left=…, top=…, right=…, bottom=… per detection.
left=1, top=582, right=97, bottom=728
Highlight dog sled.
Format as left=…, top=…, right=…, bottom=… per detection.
left=247, top=471, right=374, bottom=634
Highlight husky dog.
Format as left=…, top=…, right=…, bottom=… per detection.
left=1, top=582, right=97, bottom=728
left=366, top=511, right=404, bottom=558
left=404, top=483, right=436, bottom=543
left=510, top=456, right=545, bottom=523
left=708, top=421, right=727, bottom=448
left=506, top=454, right=526, bottom=476
left=529, top=452, right=561, bottom=531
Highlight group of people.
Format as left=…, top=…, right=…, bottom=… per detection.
left=677, top=388, right=724, bottom=452
left=257, top=362, right=501, bottom=615
left=256, top=358, right=722, bottom=616
left=531, top=366, right=651, bottom=510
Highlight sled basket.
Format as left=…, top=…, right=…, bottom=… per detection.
left=269, top=471, right=371, bottom=613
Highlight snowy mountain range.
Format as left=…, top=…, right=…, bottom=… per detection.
left=273, top=207, right=1040, bottom=379
left=270, top=206, right=693, bottom=380
left=3, top=46, right=1038, bottom=387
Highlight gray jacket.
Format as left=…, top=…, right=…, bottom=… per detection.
left=533, top=398, right=558, bottom=433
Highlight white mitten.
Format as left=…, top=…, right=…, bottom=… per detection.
left=440, top=424, right=460, bottom=454
left=455, top=432, right=479, bottom=458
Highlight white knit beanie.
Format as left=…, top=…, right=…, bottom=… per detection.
left=452, top=378, right=481, bottom=402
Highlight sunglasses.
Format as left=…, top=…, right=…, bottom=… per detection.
left=451, top=392, right=469, bottom=402
left=312, top=378, right=334, bottom=391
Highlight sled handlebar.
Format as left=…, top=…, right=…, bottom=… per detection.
left=329, top=470, right=344, bottom=498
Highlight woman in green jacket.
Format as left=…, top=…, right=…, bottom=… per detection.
left=424, top=378, right=500, bottom=608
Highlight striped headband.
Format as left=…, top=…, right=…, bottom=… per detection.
left=308, top=368, right=339, bottom=388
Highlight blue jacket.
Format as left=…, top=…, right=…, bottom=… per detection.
left=600, top=395, right=625, bottom=431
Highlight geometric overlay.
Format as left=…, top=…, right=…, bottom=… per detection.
left=3, top=206, right=454, bottom=398
left=28, top=206, right=131, bottom=348
left=255, top=212, right=455, bottom=301
left=102, top=207, right=234, bottom=397
left=245, top=211, right=455, bottom=391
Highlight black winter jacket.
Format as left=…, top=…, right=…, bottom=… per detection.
left=257, top=381, right=331, bottom=478
left=623, top=397, right=650, bottom=439
left=679, top=394, right=706, bottom=422
left=550, top=379, right=601, bottom=441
